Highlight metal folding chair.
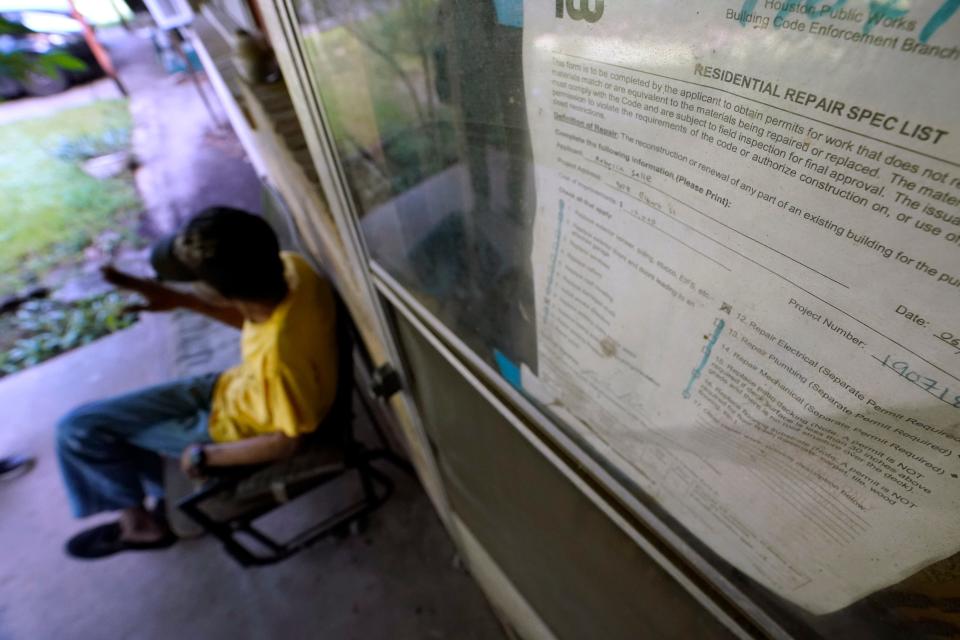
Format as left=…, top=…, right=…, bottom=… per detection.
left=176, top=297, right=407, bottom=567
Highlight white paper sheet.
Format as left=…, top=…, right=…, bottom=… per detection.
left=523, top=0, right=960, bottom=614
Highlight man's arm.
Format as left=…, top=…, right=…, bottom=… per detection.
left=182, top=433, right=301, bottom=474
left=102, top=265, right=245, bottom=329
left=179, top=295, right=246, bottom=329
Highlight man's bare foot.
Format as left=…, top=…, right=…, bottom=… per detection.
left=119, top=506, right=169, bottom=543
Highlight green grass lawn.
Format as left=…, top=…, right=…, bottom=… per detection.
left=0, top=99, right=140, bottom=296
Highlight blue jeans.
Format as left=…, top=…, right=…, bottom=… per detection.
left=56, top=373, right=219, bottom=518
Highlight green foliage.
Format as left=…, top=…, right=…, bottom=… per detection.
left=353, top=0, right=438, bottom=59
left=0, top=51, right=32, bottom=80
left=0, top=16, right=87, bottom=82
left=53, top=125, right=131, bottom=162
left=382, top=120, right=457, bottom=193
left=0, top=99, right=139, bottom=296
left=304, top=1, right=457, bottom=205
left=0, top=292, right=138, bottom=377
left=0, top=15, right=30, bottom=35
left=34, top=50, right=89, bottom=76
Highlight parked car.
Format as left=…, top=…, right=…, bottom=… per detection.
left=0, top=6, right=102, bottom=98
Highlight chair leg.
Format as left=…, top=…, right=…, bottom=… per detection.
left=238, top=524, right=285, bottom=553
left=356, top=454, right=378, bottom=504
left=176, top=436, right=400, bottom=568
left=365, top=448, right=416, bottom=475
left=178, top=462, right=395, bottom=568
left=179, top=496, right=265, bottom=566
left=356, top=390, right=415, bottom=477
left=358, top=454, right=395, bottom=506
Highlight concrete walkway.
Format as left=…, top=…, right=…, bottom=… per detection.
left=116, top=27, right=263, bottom=235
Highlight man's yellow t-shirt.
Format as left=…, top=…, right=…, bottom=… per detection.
left=207, top=252, right=338, bottom=442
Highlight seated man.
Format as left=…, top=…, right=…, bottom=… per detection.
left=56, top=207, right=338, bottom=559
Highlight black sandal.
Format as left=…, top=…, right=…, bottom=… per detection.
left=0, top=455, right=35, bottom=480
left=65, top=522, right=178, bottom=559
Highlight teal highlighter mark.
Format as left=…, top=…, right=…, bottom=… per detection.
left=543, top=199, right=565, bottom=325
left=494, top=349, right=522, bottom=389
left=921, top=0, right=960, bottom=42
left=739, top=0, right=958, bottom=40
left=863, top=0, right=908, bottom=35
left=683, top=319, right=725, bottom=399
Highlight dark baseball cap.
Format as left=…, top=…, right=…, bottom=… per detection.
left=149, top=233, right=198, bottom=282
left=150, top=207, right=286, bottom=300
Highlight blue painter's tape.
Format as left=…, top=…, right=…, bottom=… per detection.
left=493, top=0, right=523, bottom=28
left=494, top=349, right=523, bottom=389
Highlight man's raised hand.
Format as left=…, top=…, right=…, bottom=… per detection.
left=100, top=265, right=185, bottom=313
